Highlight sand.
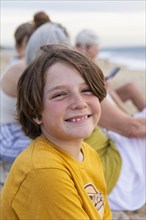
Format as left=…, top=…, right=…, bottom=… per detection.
left=0, top=49, right=146, bottom=219
left=97, top=58, right=145, bottom=114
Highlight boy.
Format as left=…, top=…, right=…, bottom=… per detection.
left=1, top=44, right=111, bottom=219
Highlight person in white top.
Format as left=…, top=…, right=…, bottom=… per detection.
left=0, top=20, right=69, bottom=184
left=0, top=22, right=36, bottom=161
left=74, top=28, right=146, bottom=213
left=0, top=21, right=37, bottom=184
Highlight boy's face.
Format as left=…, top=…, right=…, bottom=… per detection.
left=36, top=62, right=101, bottom=144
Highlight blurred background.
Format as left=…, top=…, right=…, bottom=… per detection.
left=1, top=0, right=145, bottom=70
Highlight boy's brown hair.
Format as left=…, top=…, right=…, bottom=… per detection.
left=17, top=44, right=106, bottom=139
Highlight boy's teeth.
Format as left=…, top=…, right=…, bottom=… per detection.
left=70, top=116, right=88, bottom=122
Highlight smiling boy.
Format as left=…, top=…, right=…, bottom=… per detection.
left=1, top=44, right=111, bottom=219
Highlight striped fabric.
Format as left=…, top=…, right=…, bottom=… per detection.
left=0, top=123, right=30, bottom=161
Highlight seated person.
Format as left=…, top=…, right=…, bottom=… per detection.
left=0, top=21, right=70, bottom=184
left=13, top=11, right=50, bottom=62
left=0, top=22, right=35, bottom=182
left=84, top=109, right=146, bottom=211
left=75, top=29, right=146, bottom=213
left=75, top=29, right=146, bottom=114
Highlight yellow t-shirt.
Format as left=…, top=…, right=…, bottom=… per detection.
left=84, top=127, right=122, bottom=194
left=1, top=136, right=111, bottom=220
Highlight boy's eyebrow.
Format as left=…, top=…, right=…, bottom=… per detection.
left=47, top=82, right=87, bottom=93
left=47, top=85, right=66, bottom=93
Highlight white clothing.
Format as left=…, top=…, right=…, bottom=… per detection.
left=0, top=89, right=30, bottom=161
left=105, top=108, right=146, bottom=211
left=0, top=123, right=30, bottom=161
left=0, top=54, right=19, bottom=80
left=0, top=89, right=17, bottom=124
left=0, top=59, right=30, bottom=162
left=0, top=56, right=20, bottom=124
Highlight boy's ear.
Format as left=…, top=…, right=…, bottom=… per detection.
left=33, top=117, right=42, bottom=125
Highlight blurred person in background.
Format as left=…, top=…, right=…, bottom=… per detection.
left=75, top=29, right=146, bottom=114
left=0, top=12, right=53, bottom=185
left=33, top=10, right=51, bottom=29
left=13, top=22, right=35, bottom=62
left=75, top=28, right=146, bottom=215
left=25, top=21, right=70, bottom=64
left=10, top=11, right=51, bottom=65
left=0, top=21, right=35, bottom=185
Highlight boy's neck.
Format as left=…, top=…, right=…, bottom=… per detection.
left=42, top=134, right=84, bottom=162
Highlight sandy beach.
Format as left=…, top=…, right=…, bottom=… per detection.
left=0, top=49, right=146, bottom=219
left=97, top=58, right=145, bottom=115
left=1, top=49, right=145, bottom=96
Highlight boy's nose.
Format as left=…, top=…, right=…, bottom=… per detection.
left=70, top=94, right=87, bottom=110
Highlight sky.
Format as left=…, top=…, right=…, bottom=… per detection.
left=1, top=0, right=145, bottom=48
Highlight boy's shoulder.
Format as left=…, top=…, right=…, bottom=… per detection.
left=15, top=136, right=66, bottom=170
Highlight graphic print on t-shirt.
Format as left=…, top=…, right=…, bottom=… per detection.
left=84, top=183, right=104, bottom=217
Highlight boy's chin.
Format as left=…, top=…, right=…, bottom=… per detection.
left=80, top=129, right=95, bottom=139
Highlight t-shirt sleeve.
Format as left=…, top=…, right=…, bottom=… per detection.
left=12, top=168, right=90, bottom=219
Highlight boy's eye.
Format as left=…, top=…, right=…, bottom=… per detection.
left=52, top=92, right=67, bottom=99
left=82, top=87, right=92, bottom=94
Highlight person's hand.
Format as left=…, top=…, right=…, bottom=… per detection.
left=137, top=118, right=146, bottom=125
left=127, top=117, right=146, bottom=138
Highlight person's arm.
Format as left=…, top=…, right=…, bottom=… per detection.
left=106, top=80, right=130, bottom=114
left=109, top=89, right=131, bottom=114
left=1, top=60, right=26, bottom=97
left=99, top=98, right=146, bottom=138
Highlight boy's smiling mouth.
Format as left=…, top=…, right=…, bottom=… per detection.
left=65, top=114, right=92, bottom=122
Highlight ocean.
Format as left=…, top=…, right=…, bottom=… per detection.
left=99, top=46, right=146, bottom=71
left=1, top=45, right=145, bottom=72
